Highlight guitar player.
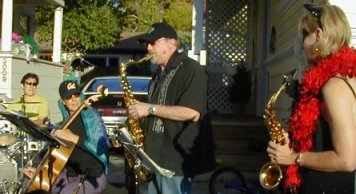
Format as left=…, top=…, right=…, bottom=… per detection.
left=23, top=80, right=110, bottom=194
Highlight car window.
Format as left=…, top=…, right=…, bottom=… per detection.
left=90, top=79, right=122, bottom=92
left=130, top=79, right=149, bottom=92
left=87, top=78, right=149, bottom=93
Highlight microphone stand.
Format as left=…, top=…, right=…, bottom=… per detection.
left=72, top=168, right=90, bottom=194
left=21, top=94, right=31, bottom=163
left=21, top=94, right=25, bottom=113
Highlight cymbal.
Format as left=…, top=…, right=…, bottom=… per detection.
left=1, top=110, right=39, bottom=118
left=3, top=101, right=41, bottom=104
left=25, top=112, right=39, bottom=118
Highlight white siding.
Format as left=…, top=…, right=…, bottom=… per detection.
left=8, top=57, right=63, bottom=123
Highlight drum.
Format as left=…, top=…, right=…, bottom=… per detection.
left=0, top=151, right=18, bottom=193
left=0, top=119, right=18, bottom=146
left=27, top=139, right=47, bottom=153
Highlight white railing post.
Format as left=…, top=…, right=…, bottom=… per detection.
left=53, top=7, right=63, bottom=63
left=1, top=0, right=13, bottom=53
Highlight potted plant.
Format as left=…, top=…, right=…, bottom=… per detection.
left=229, top=62, right=252, bottom=114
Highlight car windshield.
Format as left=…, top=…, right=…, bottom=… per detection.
left=87, top=78, right=149, bottom=93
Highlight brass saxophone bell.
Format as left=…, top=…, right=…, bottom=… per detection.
left=259, top=161, right=283, bottom=189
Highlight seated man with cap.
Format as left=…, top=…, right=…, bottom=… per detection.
left=23, top=80, right=110, bottom=194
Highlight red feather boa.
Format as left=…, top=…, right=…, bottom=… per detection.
left=284, top=46, right=356, bottom=192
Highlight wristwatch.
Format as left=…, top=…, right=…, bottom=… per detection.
left=148, top=105, right=156, bottom=114
left=296, top=152, right=303, bottom=166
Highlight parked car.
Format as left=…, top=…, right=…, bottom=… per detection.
left=81, top=76, right=151, bottom=146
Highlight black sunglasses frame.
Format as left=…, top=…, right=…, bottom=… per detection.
left=25, top=82, right=38, bottom=86
left=304, top=4, right=323, bottom=29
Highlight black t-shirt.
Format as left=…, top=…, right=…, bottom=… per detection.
left=66, top=116, right=104, bottom=178
left=143, top=51, right=213, bottom=176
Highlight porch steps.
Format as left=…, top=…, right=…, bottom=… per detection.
left=193, top=114, right=270, bottom=193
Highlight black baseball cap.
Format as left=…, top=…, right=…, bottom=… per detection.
left=59, top=80, right=81, bottom=98
left=138, top=22, right=177, bottom=43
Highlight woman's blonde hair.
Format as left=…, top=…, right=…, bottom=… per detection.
left=298, top=3, right=351, bottom=58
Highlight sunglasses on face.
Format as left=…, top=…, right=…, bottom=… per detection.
left=148, top=38, right=167, bottom=46
left=64, top=93, right=81, bottom=101
left=25, top=82, right=38, bottom=86
left=304, top=4, right=323, bottom=29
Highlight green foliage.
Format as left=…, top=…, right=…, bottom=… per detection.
left=35, top=0, right=192, bottom=53
left=177, top=31, right=191, bottom=49
left=120, top=0, right=163, bottom=32
left=62, top=3, right=121, bottom=53
left=35, top=0, right=124, bottom=53
left=165, top=1, right=192, bottom=47
left=120, top=0, right=192, bottom=47
left=21, top=35, right=40, bottom=54
left=164, top=1, right=192, bottom=32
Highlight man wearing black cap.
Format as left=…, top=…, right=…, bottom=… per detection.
left=24, top=80, right=110, bottom=194
left=128, top=22, right=215, bottom=194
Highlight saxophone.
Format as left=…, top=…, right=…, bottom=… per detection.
left=118, top=55, right=153, bottom=183
left=259, top=69, right=297, bottom=189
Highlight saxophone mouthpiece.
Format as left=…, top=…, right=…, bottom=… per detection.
left=282, top=69, right=298, bottom=83
left=290, top=69, right=297, bottom=78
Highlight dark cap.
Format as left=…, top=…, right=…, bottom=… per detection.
left=59, top=80, right=81, bottom=98
left=138, top=22, right=177, bottom=43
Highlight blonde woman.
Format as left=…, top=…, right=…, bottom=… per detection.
left=267, top=3, right=356, bottom=194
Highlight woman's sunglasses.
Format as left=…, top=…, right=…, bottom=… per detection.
left=25, top=82, right=38, bottom=86
left=304, top=4, right=322, bottom=29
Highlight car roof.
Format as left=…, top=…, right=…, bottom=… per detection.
left=82, top=76, right=151, bottom=95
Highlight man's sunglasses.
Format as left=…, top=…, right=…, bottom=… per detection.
left=64, top=93, right=81, bottom=100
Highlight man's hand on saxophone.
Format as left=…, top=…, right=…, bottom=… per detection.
left=128, top=101, right=150, bottom=119
left=267, top=132, right=299, bottom=166
left=128, top=102, right=200, bottom=122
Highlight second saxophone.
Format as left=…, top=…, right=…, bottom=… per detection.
left=259, top=69, right=297, bottom=189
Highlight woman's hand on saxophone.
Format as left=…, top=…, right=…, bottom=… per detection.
left=267, top=132, right=298, bottom=165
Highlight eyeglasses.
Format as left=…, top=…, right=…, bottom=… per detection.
left=304, top=4, right=322, bottom=29
left=148, top=38, right=167, bottom=46
left=25, top=82, right=38, bottom=86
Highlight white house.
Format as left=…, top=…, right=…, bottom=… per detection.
left=0, top=0, right=65, bottom=123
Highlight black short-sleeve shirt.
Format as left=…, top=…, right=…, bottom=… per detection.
left=143, top=51, right=208, bottom=176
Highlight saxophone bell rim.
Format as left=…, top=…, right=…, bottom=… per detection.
left=259, top=161, right=283, bottom=189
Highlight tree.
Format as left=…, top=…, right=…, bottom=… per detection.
left=35, top=0, right=124, bottom=54
left=35, top=0, right=193, bottom=54
left=164, top=1, right=192, bottom=47
left=120, top=0, right=192, bottom=48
